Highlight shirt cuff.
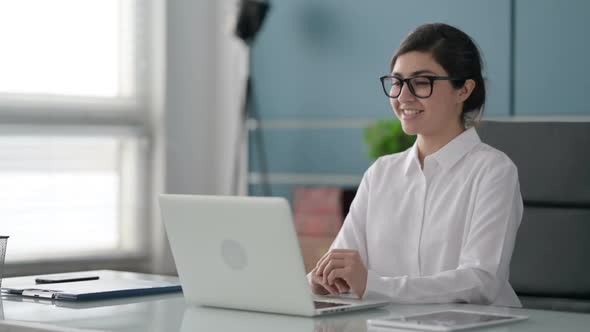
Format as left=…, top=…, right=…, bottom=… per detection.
left=366, top=269, right=390, bottom=298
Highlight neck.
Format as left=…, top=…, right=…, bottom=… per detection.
left=416, top=125, right=465, bottom=168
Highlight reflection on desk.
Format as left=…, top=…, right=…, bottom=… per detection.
left=0, top=319, right=104, bottom=332
left=1, top=292, right=182, bottom=310
left=181, top=305, right=390, bottom=332
left=1, top=293, right=185, bottom=331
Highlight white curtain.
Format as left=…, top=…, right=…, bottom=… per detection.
left=152, top=0, right=249, bottom=275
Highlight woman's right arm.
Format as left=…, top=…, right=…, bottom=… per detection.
left=308, top=165, right=373, bottom=294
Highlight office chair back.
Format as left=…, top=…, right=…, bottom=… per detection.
left=478, top=120, right=590, bottom=312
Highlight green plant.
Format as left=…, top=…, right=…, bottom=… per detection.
left=364, top=119, right=416, bottom=159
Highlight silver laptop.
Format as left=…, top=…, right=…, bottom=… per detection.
left=159, top=194, right=390, bottom=316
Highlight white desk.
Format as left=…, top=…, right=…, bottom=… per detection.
left=1, top=270, right=589, bottom=332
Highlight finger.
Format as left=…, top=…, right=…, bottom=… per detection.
left=317, top=251, right=353, bottom=276
left=312, top=272, right=339, bottom=296
left=310, top=280, right=329, bottom=296
left=322, top=259, right=346, bottom=285
left=328, top=268, right=364, bottom=299
left=334, top=278, right=350, bottom=293
left=314, top=250, right=333, bottom=276
left=315, top=253, right=334, bottom=277
left=320, top=253, right=354, bottom=277
left=320, top=280, right=339, bottom=296
left=326, top=267, right=347, bottom=286
left=333, top=281, right=344, bottom=294
left=311, top=271, right=324, bottom=284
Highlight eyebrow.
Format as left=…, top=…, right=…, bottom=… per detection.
left=392, top=69, right=437, bottom=77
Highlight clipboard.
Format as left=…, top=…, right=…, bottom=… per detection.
left=2, top=277, right=182, bottom=301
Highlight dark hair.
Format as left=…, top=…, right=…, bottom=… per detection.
left=390, top=23, right=485, bottom=127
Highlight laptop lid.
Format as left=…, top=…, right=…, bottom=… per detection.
left=159, top=194, right=318, bottom=316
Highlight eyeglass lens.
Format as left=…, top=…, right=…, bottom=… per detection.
left=382, top=77, right=433, bottom=98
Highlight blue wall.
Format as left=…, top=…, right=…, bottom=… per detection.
left=514, top=0, right=590, bottom=115
left=249, top=0, right=589, bottom=197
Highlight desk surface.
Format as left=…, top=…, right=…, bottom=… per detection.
left=1, top=270, right=589, bottom=332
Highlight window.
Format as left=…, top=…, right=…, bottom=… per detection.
left=0, top=0, right=154, bottom=264
left=0, top=0, right=136, bottom=99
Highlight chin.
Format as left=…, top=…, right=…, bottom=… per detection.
left=401, top=123, right=420, bottom=136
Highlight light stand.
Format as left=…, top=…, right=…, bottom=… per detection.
left=231, top=0, right=271, bottom=196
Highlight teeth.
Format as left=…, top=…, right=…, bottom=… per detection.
left=403, top=109, right=423, bottom=115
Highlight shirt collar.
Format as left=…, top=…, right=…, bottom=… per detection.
left=403, top=127, right=481, bottom=175
left=403, top=144, right=421, bottom=176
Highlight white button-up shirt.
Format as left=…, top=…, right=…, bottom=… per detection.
left=331, top=128, right=523, bottom=307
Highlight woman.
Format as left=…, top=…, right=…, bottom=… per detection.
left=309, top=23, right=523, bottom=307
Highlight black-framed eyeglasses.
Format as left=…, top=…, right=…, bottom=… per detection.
left=379, top=75, right=468, bottom=99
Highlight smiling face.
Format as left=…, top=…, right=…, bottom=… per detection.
left=390, top=51, right=466, bottom=137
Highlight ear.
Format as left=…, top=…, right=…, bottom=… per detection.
left=457, top=79, right=476, bottom=103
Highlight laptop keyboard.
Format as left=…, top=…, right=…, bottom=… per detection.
left=313, top=301, right=349, bottom=309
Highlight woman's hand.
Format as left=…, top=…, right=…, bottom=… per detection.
left=310, top=265, right=350, bottom=296
left=314, top=249, right=367, bottom=298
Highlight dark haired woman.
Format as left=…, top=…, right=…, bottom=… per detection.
left=309, top=23, right=523, bottom=307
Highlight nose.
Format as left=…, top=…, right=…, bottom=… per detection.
left=397, top=82, right=415, bottom=102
